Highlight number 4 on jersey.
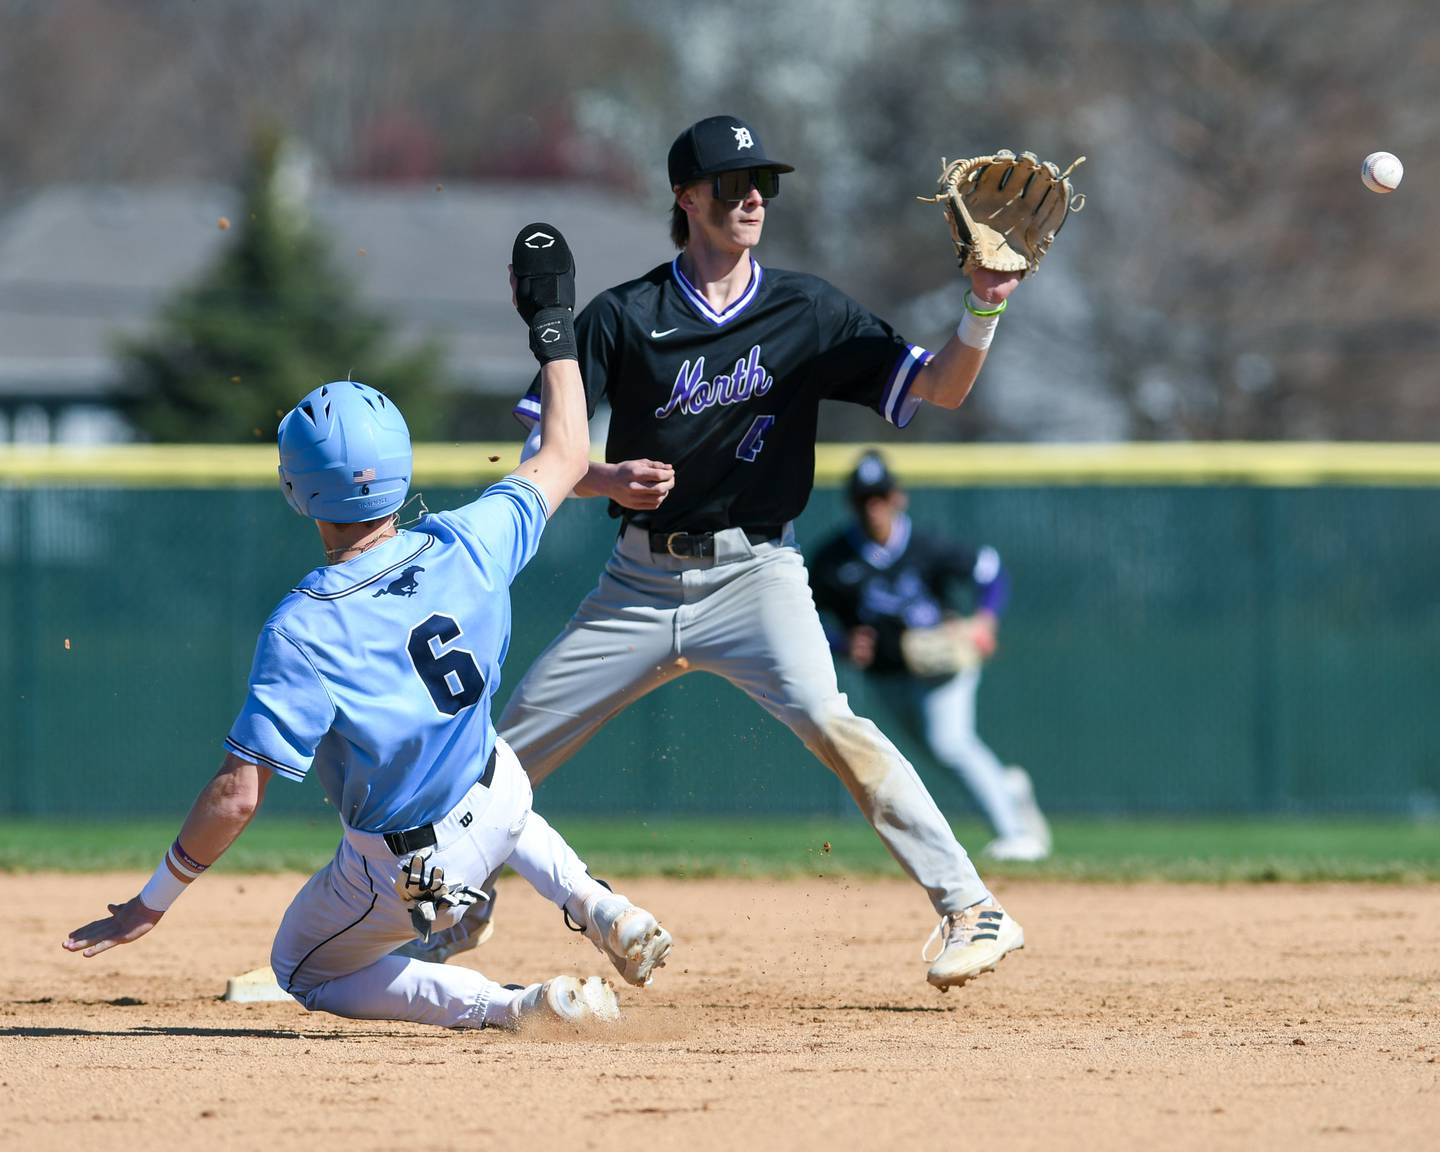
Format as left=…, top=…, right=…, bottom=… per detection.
left=735, top=415, right=775, bottom=462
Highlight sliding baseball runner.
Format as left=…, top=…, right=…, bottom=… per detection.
left=63, top=224, right=671, bottom=1029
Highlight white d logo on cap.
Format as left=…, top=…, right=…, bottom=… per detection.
left=732, top=126, right=754, bottom=150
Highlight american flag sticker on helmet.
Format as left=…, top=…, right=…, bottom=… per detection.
left=352, top=467, right=377, bottom=482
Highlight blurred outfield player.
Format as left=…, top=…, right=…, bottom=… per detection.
left=424, top=114, right=1033, bottom=990
left=810, top=450, right=1051, bottom=862
left=62, top=224, right=671, bottom=1031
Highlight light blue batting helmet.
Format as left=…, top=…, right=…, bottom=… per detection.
left=277, top=381, right=412, bottom=523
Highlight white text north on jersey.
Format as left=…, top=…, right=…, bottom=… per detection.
left=653, top=345, right=775, bottom=419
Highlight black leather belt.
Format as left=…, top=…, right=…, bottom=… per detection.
left=646, top=525, right=783, bottom=558
left=382, top=744, right=497, bottom=856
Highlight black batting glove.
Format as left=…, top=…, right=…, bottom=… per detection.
left=511, top=222, right=577, bottom=364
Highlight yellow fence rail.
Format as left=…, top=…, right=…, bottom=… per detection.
left=3, top=442, right=1440, bottom=487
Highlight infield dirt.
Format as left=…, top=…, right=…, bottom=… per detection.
left=3, top=874, right=1436, bottom=1150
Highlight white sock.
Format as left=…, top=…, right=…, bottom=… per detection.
left=482, top=983, right=529, bottom=1029
left=564, top=875, right=615, bottom=928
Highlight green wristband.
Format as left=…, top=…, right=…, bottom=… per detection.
left=964, top=292, right=1008, bottom=318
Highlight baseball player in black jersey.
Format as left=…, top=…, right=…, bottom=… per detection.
left=425, top=115, right=1027, bottom=989
left=811, top=450, right=1052, bottom=862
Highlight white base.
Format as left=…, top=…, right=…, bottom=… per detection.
left=222, top=965, right=292, bottom=1003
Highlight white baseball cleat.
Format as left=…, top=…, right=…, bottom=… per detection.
left=923, top=898, right=1025, bottom=990
left=581, top=894, right=673, bottom=988
left=509, top=975, right=620, bottom=1029
left=981, top=833, right=1049, bottom=863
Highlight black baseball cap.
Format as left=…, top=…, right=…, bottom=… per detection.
left=667, top=115, right=795, bottom=188
left=848, top=450, right=899, bottom=503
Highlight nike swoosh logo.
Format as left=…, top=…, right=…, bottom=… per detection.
left=650, top=327, right=679, bottom=339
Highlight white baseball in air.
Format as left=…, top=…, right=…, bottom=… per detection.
left=1361, top=151, right=1403, bottom=194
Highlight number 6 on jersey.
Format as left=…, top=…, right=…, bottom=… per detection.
left=408, top=614, right=485, bottom=715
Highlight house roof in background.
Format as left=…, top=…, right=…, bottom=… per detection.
left=0, top=182, right=670, bottom=399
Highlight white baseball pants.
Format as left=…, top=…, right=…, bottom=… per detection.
left=269, top=738, right=591, bottom=1028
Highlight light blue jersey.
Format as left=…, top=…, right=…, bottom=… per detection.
left=226, top=475, right=550, bottom=833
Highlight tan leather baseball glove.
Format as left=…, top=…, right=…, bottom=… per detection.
left=918, top=149, right=1086, bottom=277
left=899, top=617, right=985, bottom=678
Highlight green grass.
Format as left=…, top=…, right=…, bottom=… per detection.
left=5, top=814, right=1439, bottom=882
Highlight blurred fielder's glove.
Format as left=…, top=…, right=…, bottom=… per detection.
left=918, top=149, right=1086, bottom=277
left=900, top=617, right=987, bottom=678
left=395, top=855, right=483, bottom=943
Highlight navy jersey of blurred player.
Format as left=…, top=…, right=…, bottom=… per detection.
left=810, top=450, right=1051, bottom=861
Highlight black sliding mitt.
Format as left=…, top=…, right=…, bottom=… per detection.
left=511, top=222, right=577, bottom=364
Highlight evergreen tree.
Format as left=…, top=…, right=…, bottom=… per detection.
left=119, top=129, right=444, bottom=442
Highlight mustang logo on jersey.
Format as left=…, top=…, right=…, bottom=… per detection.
left=374, top=565, right=426, bottom=598
left=654, top=345, right=774, bottom=419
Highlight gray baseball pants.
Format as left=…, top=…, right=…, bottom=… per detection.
left=499, top=523, right=989, bottom=915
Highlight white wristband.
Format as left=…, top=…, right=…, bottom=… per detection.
left=956, top=292, right=1006, bottom=351
left=138, top=860, right=187, bottom=912
left=137, top=838, right=208, bottom=912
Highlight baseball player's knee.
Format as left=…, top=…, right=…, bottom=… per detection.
left=781, top=690, right=849, bottom=746
left=278, top=969, right=339, bottom=1014
left=804, top=704, right=899, bottom=794
left=268, top=941, right=308, bottom=1002
left=291, top=983, right=325, bottom=1011
left=273, top=955, right=346, bottom=1012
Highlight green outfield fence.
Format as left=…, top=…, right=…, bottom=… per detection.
left=3, top=443, right=1440, bottom=821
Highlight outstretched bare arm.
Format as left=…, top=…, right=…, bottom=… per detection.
left=63, top=754, right=270, bottom=957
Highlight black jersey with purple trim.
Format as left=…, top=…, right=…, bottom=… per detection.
left=513, top=256, right=930, bottom=532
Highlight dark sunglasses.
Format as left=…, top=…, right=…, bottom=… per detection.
left=711, top=167, right=782, bottom=202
